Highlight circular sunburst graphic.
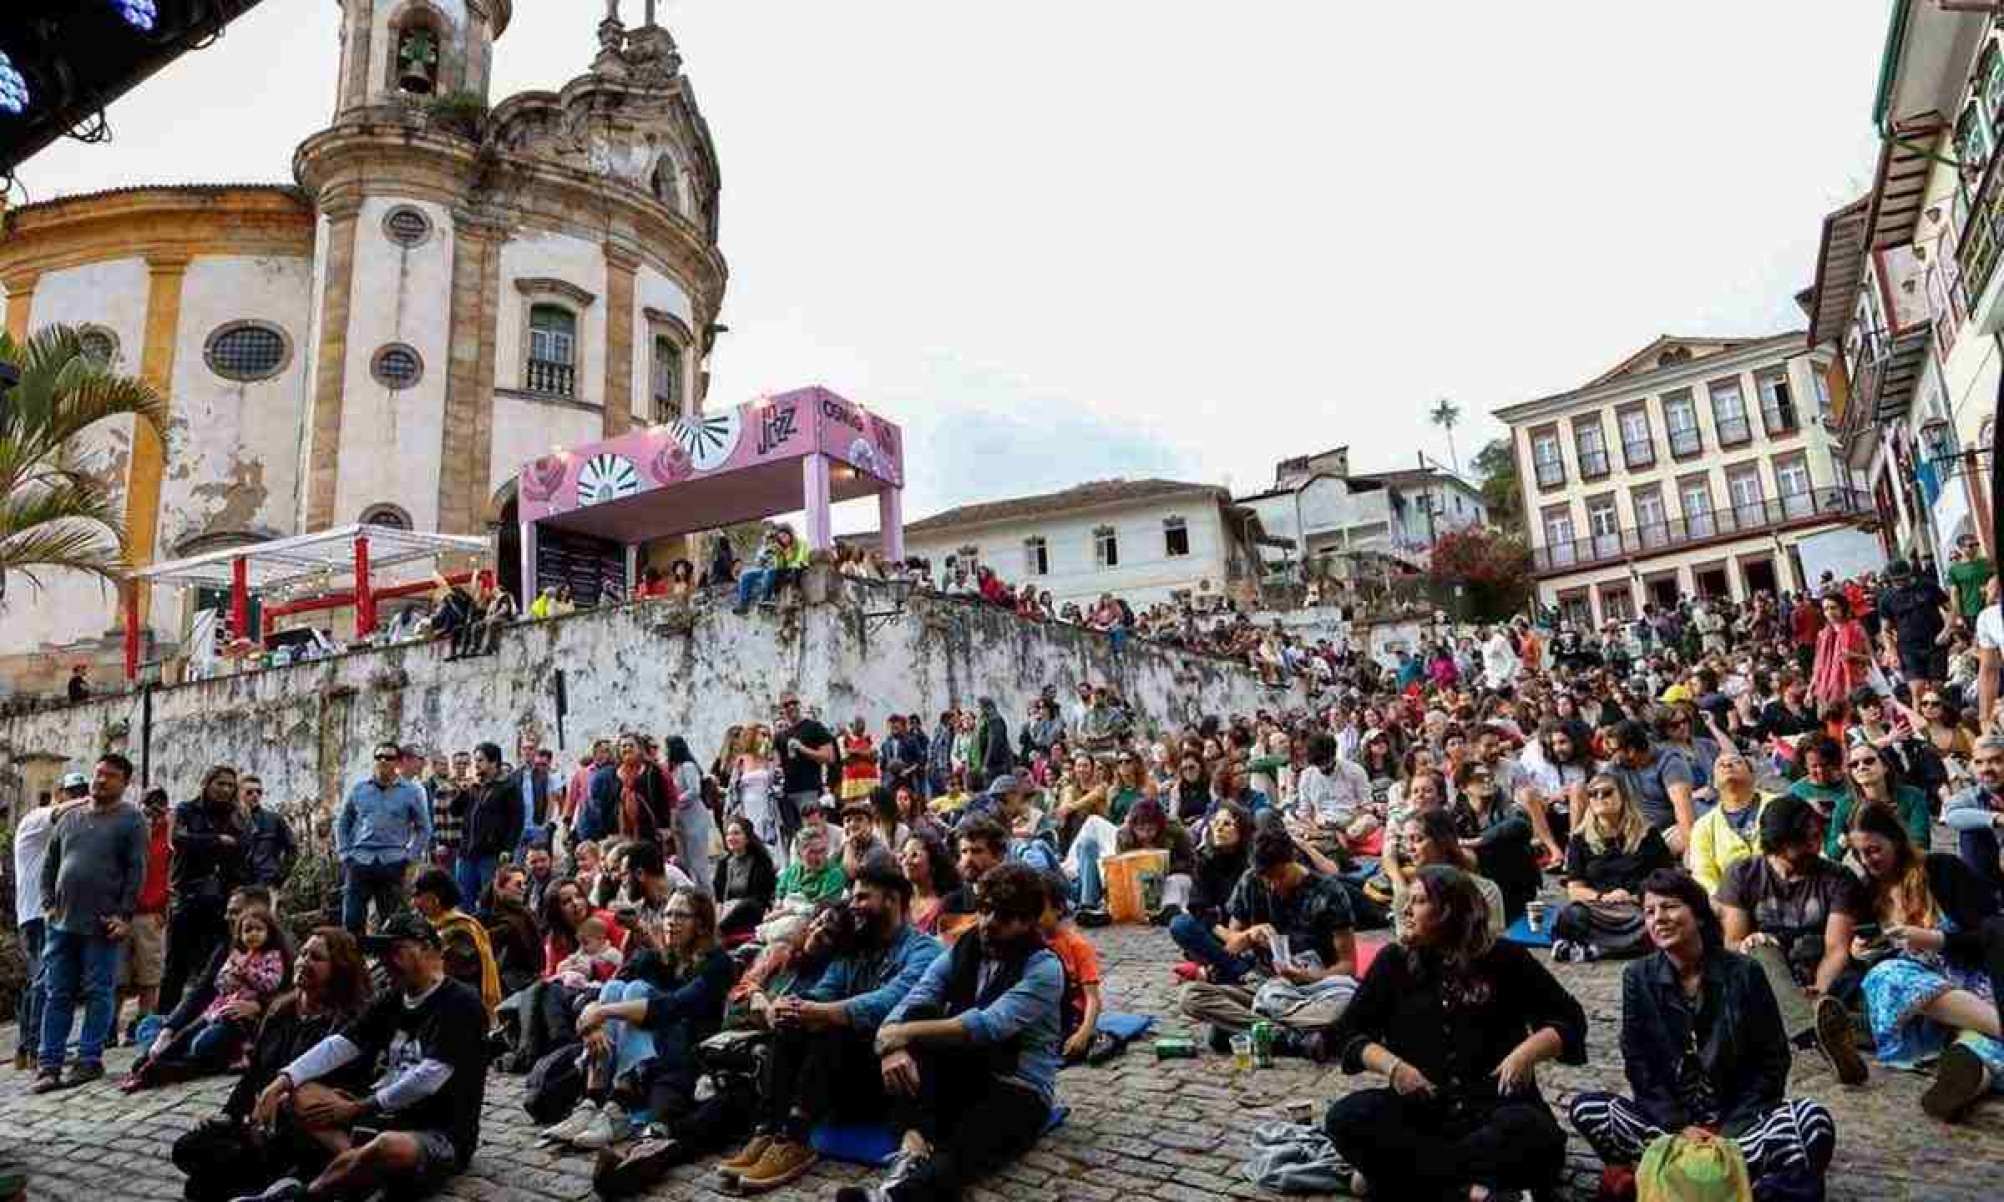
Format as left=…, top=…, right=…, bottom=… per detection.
left=671, top=409, right=744, bottom=472
left=576, top=452, right=642, bottom=506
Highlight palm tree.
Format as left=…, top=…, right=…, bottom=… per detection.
left=0, top=326, right=166, bottom=606
left=1429, top=397, right=1461, bottom=472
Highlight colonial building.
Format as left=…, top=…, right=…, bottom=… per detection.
left=1237, top=449, right=1488, bottom=579
left=1494, top=332, right=1874, bottom=628
left=0, top=0, right=726, bottom=694
left=898, top=478, right=1271, bottom=612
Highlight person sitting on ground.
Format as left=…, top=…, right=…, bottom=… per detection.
left=940, top=817, right=1008, bottom=921
left=1830, top=742, right=1931, bottom=861
left=718, top=859, right=942, bottom=1194
left=1551, top=774, right=1674, bottom=963
left=543, top=888, right=735, bottom=1151
left=130, top=886, right=285, bottom=1088
left=834, top=862, right=1064, bottom=1202
left=1606, top=718, right=1697, bottom=856
left=1385, top=808, right=1505, bottom=941
left=1849, top=804, right=2004, bottom=1121
left=1687, top=748, right=1768, bottom=896
left=1942, top=734, right=2004, bottom=894
left=1113, top=798, right=1196, bottom=924
left=714, top=817, right=780, bottom=940
left=409, top=867, right=501, bottom=1025
left=757, top=827, right=848, bottom=944
left=1171, top=801, right=1254, bottom=951
left=1038, top=872, right=1110, bottom=1065
left=172, top=928, right=375, bottom=1202
left=1714, top=793, right=1869, bottom=1085
left=244, top=912, right=491, bottom=1202
left=838, top=797, right=892, bottom=880
left=553, top=916, right=625, bottom=990
left=1323, top=865, right=1588, bottom=1201
left=125, top=907, right=288, bottom=1093
left=1179, top=822, right=1358, bottom=1058
left=1451, top=759, right=1541, bottom=925
left=899, top=829, right=961, bottom=936
left=1569, top=869, right=1836, bottom=1200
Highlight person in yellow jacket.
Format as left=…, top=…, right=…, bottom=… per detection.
left=412, top=867, right=502, bottom=1023
left=1686, top=748, right=1770, bottom=895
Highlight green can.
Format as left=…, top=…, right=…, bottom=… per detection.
left=1153, top=1037, right=1198, bottom=1060
left=1250, top=1021, right=1276, bottom=1068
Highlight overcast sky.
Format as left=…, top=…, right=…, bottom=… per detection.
left=15, top=0, right=1889, bottom=529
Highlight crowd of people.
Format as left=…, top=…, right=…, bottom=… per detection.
left=15, top=541, right=2004, bottom=1201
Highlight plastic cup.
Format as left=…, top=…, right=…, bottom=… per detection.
left=1230, top=1034, right=1253, bottom=1071
left=1526, top=900, right=1548, bottom=933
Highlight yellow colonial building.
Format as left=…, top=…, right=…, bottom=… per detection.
left=0, top=0, right=726, bottom=695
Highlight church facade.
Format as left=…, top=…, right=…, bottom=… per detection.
left=0, top=0, right=727, bottom=694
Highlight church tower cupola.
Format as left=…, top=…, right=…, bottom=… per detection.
left=333, top=0, right=513, bottom=118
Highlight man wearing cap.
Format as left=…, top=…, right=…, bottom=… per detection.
left=1877, top=558, right=1954, bottom=701
left=10, top=772, right=87, bottom=1070
left=334, top=742, right=433, bottom=935
left=244, top=912, right=488, bottom=1201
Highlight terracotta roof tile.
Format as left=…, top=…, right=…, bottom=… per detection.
left=904, top=478, right=1226, bottom=535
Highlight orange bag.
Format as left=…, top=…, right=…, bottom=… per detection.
left=1103, top=849, right=1170, bottom=924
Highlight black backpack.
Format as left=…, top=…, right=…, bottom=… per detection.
left=522, top=1041, right=586, bottom=1125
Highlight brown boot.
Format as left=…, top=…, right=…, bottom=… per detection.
left=733, top=1138, right=819, bottom=1193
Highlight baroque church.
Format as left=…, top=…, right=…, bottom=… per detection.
left=0, top=0, right=726, bottom=692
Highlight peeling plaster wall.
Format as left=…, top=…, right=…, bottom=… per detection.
left=0, top=591, right=1303, bottom=823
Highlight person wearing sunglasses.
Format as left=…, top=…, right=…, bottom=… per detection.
left=1687, top=750, right=1770, bottom=896
left=1827, top=745, right=1929, bottom=860
left=333, top=743, right=432, bottom=936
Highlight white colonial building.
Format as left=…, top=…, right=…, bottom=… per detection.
left=0, top=0, right=725, bottom=695
left=899, top=479, right=1271, bottom=612
left=1237, top=447, right=1488, bottom=578
left=1494, top=332, right=1878, bottom=627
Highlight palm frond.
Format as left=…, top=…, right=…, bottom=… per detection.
left=0, top=520, right=128, bottom=589
left=0, top=476, right=127, bottom=557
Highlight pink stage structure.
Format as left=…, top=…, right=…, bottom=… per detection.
left=516, top=387, right=906, bottom=600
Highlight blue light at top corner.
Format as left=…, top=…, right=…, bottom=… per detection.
left=117, top=0, right=160, bottom=32
left=0, top=52, right=27, bottom=118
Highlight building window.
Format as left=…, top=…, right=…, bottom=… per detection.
left=1957, top=102, right=1993, bottom=182
left=359, top=504, right=411, bottom=531
left=1557, top=590, right=1592, bottom=630
left=1663, top=391, right=1702, bottom=456
left=1542, top=505, right=1576, bottom=567
left=1632, top=485, right=1668, bottom=549
left=1709, top=379, right=1751, bottom=446
left=1679, top=475, right=1715, bottom=537
left=527, top=305, right=578, bottom=397
left=1600, top=584, right=1634, bottom=623
left=1618, top=405, right=1654, bottom=468
left=370, top=344, right=424, bottom=391
left=1811, top=366, right=1831, bottom=418
left=204, top=321, right=291, bottom=382
left=1531, top=427, right=1565, bottom=488
left=1024, top=536, right=1049, bottom=576
left=1775, top=453, right=1813, bottom=517
left=383, top=206, right=433, bottom=248
left=76, top=326, right=119, bottom=366
left=1572, top=418, right=1609, bottom=479
left=1725, top=465, right=1765, bottom=528
left=651, top=335, right=684, bottom=424
left=1757, top=371, right=1797, bottom=435
left=1094, top=525, right=1119, bottom=569
left=1163, top=516, right=1190, bottom=557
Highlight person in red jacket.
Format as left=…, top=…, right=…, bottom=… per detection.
left=120, top=788, right=174, bottom=1037
left=1790, top=592, right=1823, bottom=677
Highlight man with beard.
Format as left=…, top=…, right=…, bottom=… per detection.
left=839, top=861, right=1063, bottom=1202
left=775, top=693, right=836, bottom=860
left=160, top=765, right=249, bottom=1015
left=450, top=742, right=521, bottom=909
left=720, top=860, right=943, bottom=1193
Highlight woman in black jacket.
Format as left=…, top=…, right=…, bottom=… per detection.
left=1324, top=865, right=1588, bottom=1200
left=712, top=816, right=779, bottom=938
left=1569, top=869, right=1835, bottom=1196
left=1552, top=773, right=1674, bottom=962
left=1451, top=760, right=1541, bottom=923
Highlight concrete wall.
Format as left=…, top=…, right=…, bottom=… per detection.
left=0, top=584, right=1304, bottom=820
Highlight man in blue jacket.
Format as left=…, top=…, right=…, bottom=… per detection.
left=334, top=742, right=432, bottom=934
left=722, top=858, right=943, bottom=1194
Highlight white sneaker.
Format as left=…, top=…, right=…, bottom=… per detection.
left=573, top=1102, right=632, bottom=1150
left=540, top=1100, right=600, bottom=1145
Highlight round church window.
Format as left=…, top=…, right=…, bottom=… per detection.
left=384, top=206, right=433, bottom=248
left=372, top=344, right=424, bottom=391
left=205, top=322, right=291, bottom=382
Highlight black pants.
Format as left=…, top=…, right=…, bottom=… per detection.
left=763, top=1026, right=886, bottom=1136
left=174, top=1117, right=331, bottom=1202
left=887, top=1050, right=1049, bottom=1202
left=512, top=981, right=585, bottom=1067
left=718, top=899, right=767, bottom=940
left=1960, top=827, right=2004, bottom=896
left=158, top=896, right=227, bottom=1016
left=1324, top=1088, right=1566, bottom=1200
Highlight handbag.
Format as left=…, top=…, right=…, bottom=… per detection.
left=1636, top=1133, right=1752, bottom=1202
left=1552, top=899, right=1651, bottom=959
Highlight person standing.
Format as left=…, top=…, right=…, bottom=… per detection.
left=240, top=774, right=299, bottom=894
left=159, top=765, right=249, bottom=1016
left=513, top=745, right=561, bottom=855
left=1790, top=593, right=1824, bottom=679
left=1878, top=559, right=1955, bottom=703
left=452, top=742, right=522, bottom=910
left=120, top=789, right=173, bottom=1037
left=774, top=694, right=835, bottom=864
left=334, top=742, right=433, bottom=934
left=1949, top=534, right=1992, bottom=629
left=11, top=773, right=86, bottom=1070
left=34, top=753, right=150, bottom=1092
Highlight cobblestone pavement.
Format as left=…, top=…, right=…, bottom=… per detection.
left=2, top=917, right=2001, bottom=1202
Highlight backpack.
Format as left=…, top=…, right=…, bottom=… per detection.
left=522, top=1040, right=587, bottom=1125
left=1636, top=1134, right=1753, bottom=1202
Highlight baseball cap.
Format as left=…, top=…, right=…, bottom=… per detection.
left=1887, top=559, right=1914, bottom=580
left=358, top=911, right=442, bottom=956
left=59, top=771, right=88, bottom=790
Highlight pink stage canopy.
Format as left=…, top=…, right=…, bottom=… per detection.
left=515, top=387, right=906, bottom=597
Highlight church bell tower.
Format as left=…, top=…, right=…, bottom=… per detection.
left=332, top=0, right=512, bottom=119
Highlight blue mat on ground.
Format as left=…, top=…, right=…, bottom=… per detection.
left=1097, top=1012, right=1154, bottom=1040
left=1503, top=914, right=1554, bottom=948
left=811, top=1107, right=1070, bottom=1167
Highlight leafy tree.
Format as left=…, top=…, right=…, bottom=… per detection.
left=0, top=326, right=165, bottom=605
left=1471, top=436, right=1523, bottom=535
left=1427, top=526, right=1532, bottom=621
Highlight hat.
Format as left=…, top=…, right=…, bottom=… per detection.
left=1888, top=559, right=1914, bottom=580
left=984, top=773, right=1024, bottom=797
left=59, top=770, right=87, bottom=790
left=359, top=911, right=442, bottom=956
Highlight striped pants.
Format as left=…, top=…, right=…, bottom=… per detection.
left=1568, top=1092, right=1835, bottom=1183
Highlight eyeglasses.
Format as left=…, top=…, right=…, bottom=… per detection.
left=1922, top=698, right=1943, bottom=707
left=1586, top=786, right=1619, bottom=799
left=1848, top=758, right=1880, bottom=770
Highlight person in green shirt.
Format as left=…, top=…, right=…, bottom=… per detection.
left=1786, top=735, right=1849, bottom=818
left=1826, top=743, right=1931, bottom=858
left=774, top=827, right=847, bottom=906
left=1947, top=534, right=1992, bottom=622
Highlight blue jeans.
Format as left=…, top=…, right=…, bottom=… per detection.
left=16, top=918, right=45, bottom=1057
left=341, top=859, right=410, bottom=933
left=1072, top=833, right=1107, bottom=909
left=735, top=569, right=779, bottom=609
left=598, top=979, right=661, bottom=1082
left=39, top=926, right=122, bottom=1070
left=456, top=853, right=500, bottom=910
left=1169, top=912, right=1258, bottom=984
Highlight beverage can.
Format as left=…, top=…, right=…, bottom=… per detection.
left=1250, top=1020, right=1276, bottom=1068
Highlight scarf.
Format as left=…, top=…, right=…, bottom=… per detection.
left=1811, top=620, right=1866, bottom=706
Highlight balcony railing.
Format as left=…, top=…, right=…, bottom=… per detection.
left=1961, top=150, right=2004, bottom=307
left=1534, top=461, right=1565, bottom=488
left=1532, top=486, right=1869, bottom=574
left=527, top=359, right=577, bottom=398
left=1715, top=417, right=1751, bottom=446
left=1577, top=449, right=1610, bottom=479
left=1668, top=426, right=1702, bottom=457
left=1622, top=439, right=1655, bottom=469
